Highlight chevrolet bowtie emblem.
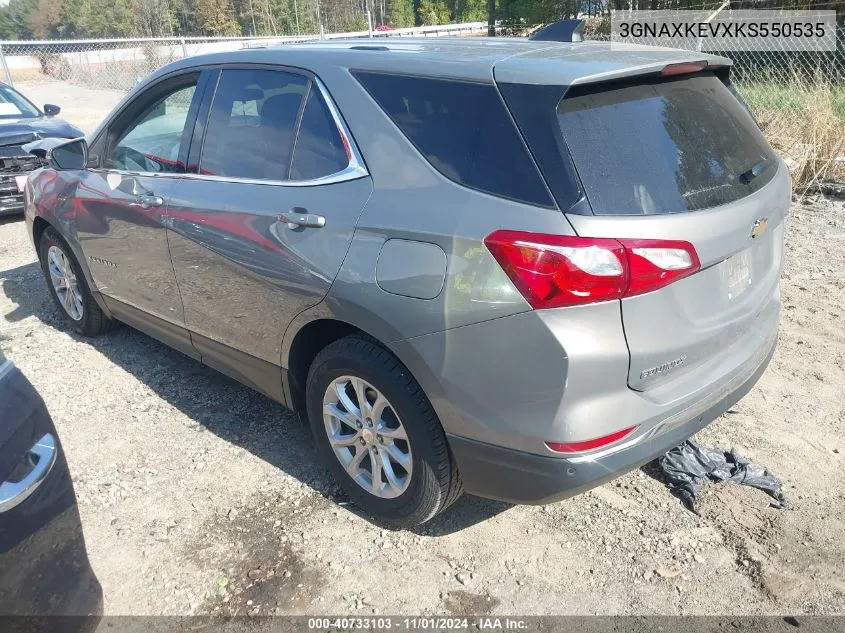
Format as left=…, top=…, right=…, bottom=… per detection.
left=750, top=217, right=769, bottom=239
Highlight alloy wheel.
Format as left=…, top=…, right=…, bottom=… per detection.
left=47, top=245, right=84, bottom=321
left=323, top=375, right=412, bottom=499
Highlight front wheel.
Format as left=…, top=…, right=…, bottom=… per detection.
left=306, top=335, right=462, bottom=528
left=38, top=226, right=113, bottom=336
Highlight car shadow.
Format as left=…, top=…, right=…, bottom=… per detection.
left=409, top=496, right=513, bottom=537
left=2, top=261, right=48, bottom=324
left=639, top=458, right=691, bottom=509
left=1, top=260, right=510, bottom=533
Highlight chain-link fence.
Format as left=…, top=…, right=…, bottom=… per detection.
left=576, top=11, right=845, bottom=86
left=0, top=22, right=487, bottom=92
left=0, top=12, right=841, bottom=189
left=1, top=14, right=843, bottom=93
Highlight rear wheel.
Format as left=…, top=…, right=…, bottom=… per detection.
left=38, top=227, right=113, bottom=336
left=306, top=335, right=462, bottom=528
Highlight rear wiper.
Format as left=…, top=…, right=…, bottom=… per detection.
left=739, top=158, right=770, bottom=184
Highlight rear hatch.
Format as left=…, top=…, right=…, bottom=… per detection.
left=496, top=49, right=789, bottom=396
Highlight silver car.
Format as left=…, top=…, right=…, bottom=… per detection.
left=24, top=39, right=788, bottom=527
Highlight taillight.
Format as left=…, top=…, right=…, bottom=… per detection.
left=484, top=231, right=626, bottom=308
left=484, top=230, right=699, bottom=309
left=623, top=238, right=701, bottom=297
left=545, top=426, right=637, bottom=454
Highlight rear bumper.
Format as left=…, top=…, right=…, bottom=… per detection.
left=447, top=334, right=776, bottom=505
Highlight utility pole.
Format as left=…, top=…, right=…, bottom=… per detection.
left=487, top=0, right=495, bottom=37
left=294, top=0, right=300, bottom=34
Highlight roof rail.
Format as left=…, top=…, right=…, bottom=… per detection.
left=528, top=19, right=585, bottom=43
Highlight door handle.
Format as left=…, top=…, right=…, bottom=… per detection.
left=0, top=433, right=57, bottom=513
left=278, top=208, right=326, bottom=229
left=135, top=194, right=164, bottom=210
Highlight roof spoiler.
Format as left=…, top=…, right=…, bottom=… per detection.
left=529, top=19, right=585, bottom=43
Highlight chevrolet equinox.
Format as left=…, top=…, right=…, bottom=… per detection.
left=24, top=38, right=787, bottom=527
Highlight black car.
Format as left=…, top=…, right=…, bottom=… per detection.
left=0, top=349, right=102, bottom=623
left=0, top=82, right=83, bottom=216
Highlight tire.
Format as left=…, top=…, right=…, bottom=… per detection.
left=306, top=335, right=462, bottom=528
left=38, top=226, right=113, bottom=336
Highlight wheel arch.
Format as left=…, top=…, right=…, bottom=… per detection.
left=31, top=216, right=113, bottom=319
left=281, top=300, right=454, bottom=434
left=283, top=316, right=369, bottom=415
left=282, top=298, right=420, bottom=416
left=31, top=215, right=52, bottom=248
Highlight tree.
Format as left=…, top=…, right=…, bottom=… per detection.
left=27, top=0, right=63, bottom=38
left=192, top=0, right=240, bottom=34
left=387, top=0, right=414, bottom=26
left=0, top=0, right=38, bottom=39
left=454, top=0, right=485, bottom=21
left=63, top=0, right=137, bottom=37
left=2, top=0, right=845, bottom=40
left=416, top=0, right=450, bottom=24
left=135, top=0, right=175, bottom=36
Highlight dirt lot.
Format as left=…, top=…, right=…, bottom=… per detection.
left=17, top=80, right=123, bottom=134
left=1, top=191, right=844, bottom=615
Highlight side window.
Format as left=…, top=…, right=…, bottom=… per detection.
left=106, top=82, right=197, bottom=173
left=353, top=72, right=553, bottom=208
left=290, top=86, right=350, bottom=180
left=200, top=69, right=308, bottom=180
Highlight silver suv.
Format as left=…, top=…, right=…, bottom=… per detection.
left=25, top=38, right=787, bottom=527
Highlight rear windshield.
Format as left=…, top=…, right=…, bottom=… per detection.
left=557, top=73, right=777, bottom=215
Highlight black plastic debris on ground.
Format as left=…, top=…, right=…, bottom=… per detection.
left=659, top=439, right=787, bottom=514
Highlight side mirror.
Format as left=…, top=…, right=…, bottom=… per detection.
left=23, top=137, right=88, bottom=170
left=43, top=104, right=61, bottom=116
left=49, top=138, right=87, bottom=170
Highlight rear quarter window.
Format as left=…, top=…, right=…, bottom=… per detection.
left=353, top=71, right=554, bottom=208
left=290, top=87, right=349, bottom=181
left=557, top=73, right=777, bottom=215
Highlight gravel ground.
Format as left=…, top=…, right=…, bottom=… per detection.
left=1, top=194, right=844, bottom=616
left=17, top=80, right=123, bottom=134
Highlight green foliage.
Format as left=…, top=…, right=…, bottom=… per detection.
left=0, top=0, right=38, bottom=39
left=740, top=81, right=845, bottom=119
left=454, top=0, right=486, bottom=22
left=416, top=0, right=451, bottom=25
left=136, top=0, right=177, bottom=37
left=191, top=0, right=239, bottom=35
left=387, top=0, right=414, bottom=27
left=59, top=0, right=137, bottom=37
left=0, top=0, right=840, bottom=40
left=343, top=13, right=368, bottom=32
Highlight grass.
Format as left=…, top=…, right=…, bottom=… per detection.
left=737, top=77, right=845, bottom=194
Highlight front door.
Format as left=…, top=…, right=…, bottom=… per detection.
left=165, top=67, right=372, bottom=395
left=75, top=73, right=205, bottom=338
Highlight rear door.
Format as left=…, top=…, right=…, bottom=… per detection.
left=166, top=66, right=372, bottom=394
left=500, top=69, right=789, bottom=396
